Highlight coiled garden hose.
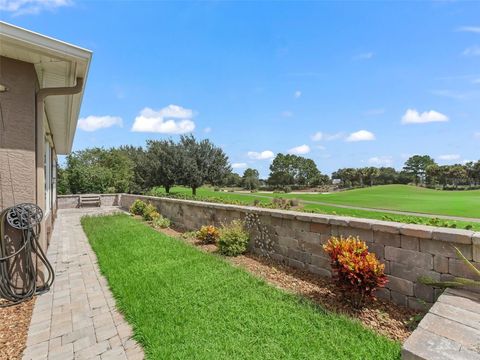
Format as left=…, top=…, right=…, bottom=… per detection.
left=0, top=204, right=54, bottom=307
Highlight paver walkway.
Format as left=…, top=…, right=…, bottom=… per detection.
left=22, top=207, right=144, bottom=360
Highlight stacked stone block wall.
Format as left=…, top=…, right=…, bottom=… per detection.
left=58, top=194, right=119, bottom=208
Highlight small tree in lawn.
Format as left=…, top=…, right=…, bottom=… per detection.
left=178, top=135, right=230, bottom=195
left=242, top=168, right=260, bottom=190
left=146, top=139, right=179, bottom=194
left=403, top=155, right=436, bottom=185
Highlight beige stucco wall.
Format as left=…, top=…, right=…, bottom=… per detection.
left=0, top=56, right=37, bottom=211
left=0, top=55, right=56, bottom=251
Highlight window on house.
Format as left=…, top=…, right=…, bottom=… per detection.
left=44, top=139, right=52, bottom=214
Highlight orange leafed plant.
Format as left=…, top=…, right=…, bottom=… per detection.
left=323, top=236, right=388, bottom=308
left=197, top=225, right=220, bottom=244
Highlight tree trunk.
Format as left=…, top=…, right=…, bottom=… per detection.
left=165, top=185, right=170, bottom=194
left=192, top=187, right=197, bottom=196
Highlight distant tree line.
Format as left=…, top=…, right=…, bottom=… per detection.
left=332, top=155, right=480, bottom=189
left=58, top=144, right=480, bottom=196
left=59, top=136, right=230, bottom=195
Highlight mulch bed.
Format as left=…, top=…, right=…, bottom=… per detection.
left=154, top=224, right=421, bottom=343
left=0, top=298, right=35, bottom=360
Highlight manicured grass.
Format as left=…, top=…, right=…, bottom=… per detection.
left=82, top=214, right=400, bottom=360
left=155, top=185, right=480, bottom=218
left=149, top=186, right=480, bottom=231
left=281, top=185, right=480, bottom=219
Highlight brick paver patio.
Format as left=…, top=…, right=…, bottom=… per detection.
left=22, top=207, right=144, bottom=360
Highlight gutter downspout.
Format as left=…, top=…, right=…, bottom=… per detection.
left=35, top=77, right=84, bottom=246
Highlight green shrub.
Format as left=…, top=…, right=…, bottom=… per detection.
left=130, top=199, right=147, bottom=215
left=271, top=197, right=291, bottom=210
left=142, top=203, right=158, bottom=221
left=289, top=198, right=299, bottom=207
left=218, top=220, right=250, bottom=256
left=152, top=215, right=171, bottom=228
left=283, top=186, right=292, bottom=193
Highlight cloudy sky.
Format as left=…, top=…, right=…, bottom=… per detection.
left=2, top=0, right=480, bottom=177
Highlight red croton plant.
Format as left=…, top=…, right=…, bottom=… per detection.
left=323, top=236, right=388, bottom=308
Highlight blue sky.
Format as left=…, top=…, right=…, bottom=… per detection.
left=2, top=1, right=480, bottom=178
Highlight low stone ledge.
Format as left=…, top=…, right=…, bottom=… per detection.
left=400, top=224, right=433, bottom=239
left=402, top=288, right=480, bottom=359
left=432, top=228, right=475, bottom=245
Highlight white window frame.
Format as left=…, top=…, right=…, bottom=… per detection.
left=44, top=139, right=52, bottom=215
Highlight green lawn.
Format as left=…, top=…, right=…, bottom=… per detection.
left=154, top=185, right=480, bottom=218
left=82, top=214, right=400, bottom=360
left=280, top=185, right=480, bottom=219
left=149, top=186, right=480, bottom=231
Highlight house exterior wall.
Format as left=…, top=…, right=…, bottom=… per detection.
left=0, top=56, right=37, bottom=212
left=0, top=55, right=57, bottom=251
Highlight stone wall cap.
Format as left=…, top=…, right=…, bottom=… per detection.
left=329, top=216, right=350, bottom=227
left=349, top=219, right=375, bottom=230
left=473, top=233, right=480, bottom=243
left=372, top=221, right=401, bottom=234
left=399, top=224, right=433, bottom=239
left=432, top=228, right=474, bottom=244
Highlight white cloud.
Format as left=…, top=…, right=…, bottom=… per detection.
left=311, top=131, right=344, bottom=141
left=474, top=132, right=480, bottom=139
left=311, top=132, right=324, bottom=141
left=281, top=111, right=293, bottom=117
left=353, top=52, right=374, bottom=60
left=131, top=105, right=195, bottom=134
left=368, top=156, right=393, bottom=166
left=78, top=115, right=123, bottom=132
left=0, top=0, right=71, bottom=15
left=473, top=78, right=480, bottom=84
left=463, top=45, right=480, bottom=56
left=247, top=150, right=275, bottom=160
left=401, top=109, right=449, bottom=124
left=203, top=127, right=212, bottom=133
left=364, top=108, right=385, bottom=116
left=346, top=130, right=375, bottom=142
left=457, top=26, right=480, bottom=34
left=430, top=89, right=477, bottom=100
left=438, top=154, right=461, bottom=161
left=294, top=90, right=302, bottom=99
left=288, top=144, right=310, bottom=155
left=232, top=162, right=247, bottom=169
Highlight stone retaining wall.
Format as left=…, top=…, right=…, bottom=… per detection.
left=116, top=194, right=480, bottom=310
left=58, top=194, right=119, bottom=208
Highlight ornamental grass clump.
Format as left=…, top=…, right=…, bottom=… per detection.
left=218, top=220, right=249, bottom=256
left=197, top=225, right=220, bottom=244
left=130, top=199, right=147, bottom=216
left=323, top=236, right=388, bottom=308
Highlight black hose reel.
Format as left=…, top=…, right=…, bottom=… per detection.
left=0, top=203, right=54, bottom=306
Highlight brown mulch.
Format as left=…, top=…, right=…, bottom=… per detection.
left=153, top=224, right=421, bottom=343
left=0, top=298, right=35, bottom=360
